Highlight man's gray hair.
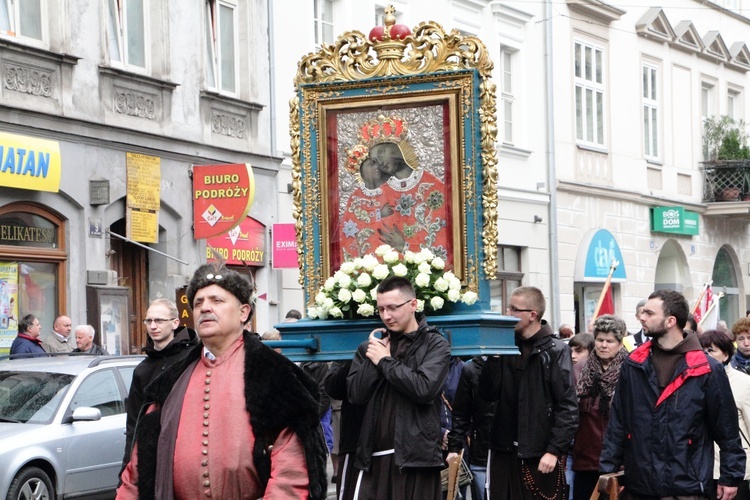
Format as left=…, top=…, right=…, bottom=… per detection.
left=75, top=324, right=95, bottom=338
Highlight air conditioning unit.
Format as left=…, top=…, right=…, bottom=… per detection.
left=87, top=270, right=118, bottom=286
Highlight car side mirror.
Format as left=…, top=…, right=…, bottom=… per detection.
left=71, top=407, right=102, bottom=422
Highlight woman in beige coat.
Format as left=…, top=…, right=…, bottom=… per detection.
left=700, top=328, right=750, bottom=499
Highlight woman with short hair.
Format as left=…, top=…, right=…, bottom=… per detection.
left=571, top=314, right=629, bottom=500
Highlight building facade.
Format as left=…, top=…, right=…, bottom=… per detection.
left=0, top=0, right=284, bottom=354
left=271, top=0, right=750, bottom=333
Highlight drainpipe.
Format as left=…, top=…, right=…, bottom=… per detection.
left=544, top=0, right=561, bottom=330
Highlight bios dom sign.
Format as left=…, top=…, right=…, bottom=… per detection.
left=650, top=206, right=699, bottom=236
left=193, top=163, right=256, bottom=239
left=0, top=132, right=61, bottom=192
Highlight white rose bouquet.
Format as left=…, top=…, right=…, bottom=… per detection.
left=307, top=245, right=478, bottom=320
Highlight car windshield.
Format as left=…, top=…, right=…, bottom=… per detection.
left=0, top=371, right=75, bottom=424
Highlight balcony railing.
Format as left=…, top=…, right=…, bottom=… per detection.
left=702, top=160, right=750, bottom=202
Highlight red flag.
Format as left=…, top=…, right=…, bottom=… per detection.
left=693, top=286, right=712, bottom=325
left=598, top=284, right=614, bottom=317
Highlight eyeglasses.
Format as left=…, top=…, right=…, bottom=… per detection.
left=376, top=299, right=413, bottom=315
left=143, top=318, right=177, bottom=325
left=507, top=305, right=534, bottom=314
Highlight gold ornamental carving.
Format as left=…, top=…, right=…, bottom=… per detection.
left=290, top=5, right=499, bottom=297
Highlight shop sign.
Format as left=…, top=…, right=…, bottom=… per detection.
left=206, top=217, right=266, bottom=266
left=272, top=223, right=299, bottom=269
left=176, top=287, right=194, bottom=330
left=193, top=164, right=256, bottom=239
left=0, top=132, right=61, bottom=192
left=650, top=206, right=699, bottom=236
left=126, top=153, right=160, bottom=244
left=575, top=229, right=627, bottom=282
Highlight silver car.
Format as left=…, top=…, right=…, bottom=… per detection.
left=0, top=355, right=144, bottom=500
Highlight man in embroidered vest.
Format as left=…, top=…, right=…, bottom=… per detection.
left=41, top=315, right=73, bottom=353
left=117, top=263, right=327, bottom=499
left=347, top=275, right=450, bottom=499
left=601, top=289, right=745, bottom=499
left=478, top=286, right=578, bottom=500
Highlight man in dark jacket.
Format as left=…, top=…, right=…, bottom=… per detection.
left=479, top=286, right=578, bottom=500
left=447, top=356, right=497, bottom=500
left=121, top=298, right=199, bottom=471
left=10, top=314, right=45, bottom=358
left=347, top=275, right=450, bottom=499
left=600, top=289, right=745, bottom=499
left=72, top=324, right=108, bottom=355
left=324, top=360, right=367, bottom=500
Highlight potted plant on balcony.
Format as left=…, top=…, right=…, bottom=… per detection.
left=703, top=116, right=750, bottom=201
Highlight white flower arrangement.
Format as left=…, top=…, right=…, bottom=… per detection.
left=307, top=245, right=478, bottom=320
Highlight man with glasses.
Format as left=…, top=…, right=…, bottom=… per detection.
left=120, top=298, right=199, bottom=475
left=479, top=286, right=578, bottom=499
left=347, top=275, right=450, bottom=499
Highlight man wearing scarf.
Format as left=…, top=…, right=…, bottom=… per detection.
left=571, top=314, right=629, bottom=499
left=601, top=289, right=745, bottom=499
left=731, top=318, right=750, bottom=375
left=10, top=314, right=45, bottom=358
left=479, top=286, right=578, bottom=500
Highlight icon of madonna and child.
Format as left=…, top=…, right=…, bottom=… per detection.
left=335, top=109, right=454, bottom=268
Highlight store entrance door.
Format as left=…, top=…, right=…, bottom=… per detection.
left=109, top=219, right=148, bottom=353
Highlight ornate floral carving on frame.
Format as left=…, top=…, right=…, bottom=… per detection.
left=290, top=6, right=498, bottom=306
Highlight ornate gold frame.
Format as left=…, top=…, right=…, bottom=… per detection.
left=290, top=12, right=498, bottom=304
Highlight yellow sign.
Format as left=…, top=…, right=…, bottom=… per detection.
left=126, top=153, right=161, bottom=211
left=0, top=132, right=61, bottom=192
left=127, top=208, right=158, bottom=243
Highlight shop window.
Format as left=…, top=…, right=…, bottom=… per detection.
left=0, top=203, right=66, bottom=346
left=489, top=245, right=523, bottom=312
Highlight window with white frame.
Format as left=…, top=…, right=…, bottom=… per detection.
left=574, top=40, right=605, bottom=146
left=701, top=81, right=715, bottom=122
left=107, top=0, right=148, bottom=70
left=0, top=0, right=45, bottom=43
left=314, top=0, right=333, bottom=46
left=642, top=63, right=659, bottom=160
left=489, top=245, right=524, bottom=313
left=728, top=89, right=741, bottom=120
left=500, top=49, right=515, bottom=144
left=205, top=0, right=238, bottom=94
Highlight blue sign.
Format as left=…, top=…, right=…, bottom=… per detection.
left=580, top=229, right=627, bottom=282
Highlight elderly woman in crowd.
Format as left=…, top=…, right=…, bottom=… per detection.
left=571, top=314, right=629, bottom=500
left=700, top=329, right=750, bottom=499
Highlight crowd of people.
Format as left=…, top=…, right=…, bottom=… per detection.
left=8, top=313, right=108, bottom=357
left=8, top=264, right=750, bottom=500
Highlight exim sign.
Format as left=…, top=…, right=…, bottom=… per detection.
left=650, top=206, right=699, bottom=236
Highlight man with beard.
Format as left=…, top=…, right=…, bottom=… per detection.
left=600, top=289, right=745, bottom=499
left=479, top=286, right=578, bottom=500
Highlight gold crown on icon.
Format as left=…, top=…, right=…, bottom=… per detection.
left=349, top=114, right=418, bottom=171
